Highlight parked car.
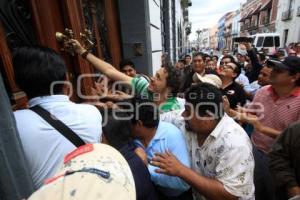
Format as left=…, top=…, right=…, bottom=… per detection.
left=251, top=33, right=280, bottom=55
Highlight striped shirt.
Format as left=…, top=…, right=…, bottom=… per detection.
left=249, top=85, right=300, bottom=153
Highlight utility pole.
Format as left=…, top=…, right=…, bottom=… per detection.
left=196, top=29, right=201, bottom=51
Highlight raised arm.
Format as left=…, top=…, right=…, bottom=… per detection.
left=243, top=42, right=262, bottom=82
left=151, top=152, right=238, bottom=200
left=71, top=39, right=133, bottom=85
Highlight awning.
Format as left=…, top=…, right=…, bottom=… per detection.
left=260, top=0, right=272, bottom=11
left=252, top=5, right=262, bottom=15
left=245, top=9, right=254, bottom=19
left=239, top=16, right=245, bottom=22
left=239, top=11, right=251, bottom=22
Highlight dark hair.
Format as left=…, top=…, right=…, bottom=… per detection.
left=185, top=83, right=224, bottom=119
left=221, top=55, right=241, bottom=79
left=212, top=55, right=219, bottom=60
left=276, top=50, right=285, bottom=57
left=184, top=54, right=191, bottom=59
left=288, top=69, right=300, bottom=86
left=119, top=59, right=135, bottom=70
left=13, top=46, right=67, bottom=99
left=257, top=52, right=266, bottom=62
left=131, top=97, right=159, bottom=128
left=100, top=108, right=132, bottom=150
left=162, top=64, right=181, bottom=96
left=192, top=52, right=205, bottom=60
left=231, top=60, right=242, bottom=79
left=221, top=55, right=235, bottom=63
left=296, top=78, right=300, bottom=86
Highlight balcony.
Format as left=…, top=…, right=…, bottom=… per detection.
left=243, top=23, right=250, bottom=30
left=224, top=31, right=231, bottom=37
left=282, top=10, right=293, bottom=21
left=184, top=15, right=189, bottom=22
left=183, top=8, right=189, bottom=17
left=249, top=23, right=257, bottom=30
left=261, top=17, right=270, bottom=25
left=251, top=22, right=256, bottom=27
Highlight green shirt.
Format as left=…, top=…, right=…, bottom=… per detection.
left=131, top=77, right=180, bottom=113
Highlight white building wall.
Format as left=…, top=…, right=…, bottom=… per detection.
left=203, top=30, right=210, bottom=49
left=148, top=0, right=188, bottom=73
left=175, top=0, right=183, bottom=59
left=276, top=0, right=300, bottom=47
left=149, top=0, right=163, bottom=75
left=169, top=0, right=174, bottom=63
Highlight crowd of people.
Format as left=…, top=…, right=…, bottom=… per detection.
left=7, top=39, right=300, bottom=200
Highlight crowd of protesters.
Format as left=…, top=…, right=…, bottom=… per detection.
left=2, top=39, right=300, bottom=200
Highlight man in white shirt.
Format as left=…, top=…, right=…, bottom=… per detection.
left=13, top=46, right=102, bottom=188
left=151, top=83, right=255, bottom=200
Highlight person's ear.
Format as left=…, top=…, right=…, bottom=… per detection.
left=137, top=120, right=144, bottom=128
left=232, top=72, right=238, bottom=79
left=291, top=73, right=300, bottom=83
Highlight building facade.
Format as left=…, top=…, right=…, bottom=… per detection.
left=160, top=0, right=191, bottom=65
left=231, top=10, right=241, bottom=50
left=240, top=0, right=279, bottom=36
left=218, top=14, right=226, bottom=49
left=276, top=0, right=300, bottom=47
left=0, top=0, right=124, bottom=107
left=197, top=28, right=210, bottom=49
left=209, top=24, right=219, bottom=50
left=119, top=0, right=191, bottom=75
left=0, top=0, right=191, bottom=108
left=224, top=11, right=235, bottom=51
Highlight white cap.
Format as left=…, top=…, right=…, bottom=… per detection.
left=193, top=73, right=222, bottom=89
left=28, top=144, right=136, bottom=200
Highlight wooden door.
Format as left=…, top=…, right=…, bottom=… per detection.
left=0, top=0, right=122, bottom=108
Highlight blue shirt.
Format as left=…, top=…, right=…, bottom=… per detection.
left=135, top=121, right=191, bottom=197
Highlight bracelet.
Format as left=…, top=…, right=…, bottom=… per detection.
left=81, top=50, right=90, bottom=59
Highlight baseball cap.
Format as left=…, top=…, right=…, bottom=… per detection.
left=266, top=56, right=300, bottom=73
left=193, top=73, right=222, bottom=88
left=28, top=144, right=136, bottom=200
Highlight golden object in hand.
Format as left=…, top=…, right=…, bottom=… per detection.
left=80, top=29, right=95, bottom=51
left=55, top=28, right=75, bottom=55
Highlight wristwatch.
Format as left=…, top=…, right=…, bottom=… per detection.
left=81, top=50, right=90, bottom=59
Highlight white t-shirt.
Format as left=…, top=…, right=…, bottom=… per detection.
left=14, top=95, right=102, bottom=188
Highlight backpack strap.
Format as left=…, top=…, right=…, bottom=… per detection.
left=30, top=106, right=85, bottom=147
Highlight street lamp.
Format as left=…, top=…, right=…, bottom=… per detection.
left=196, top=29, right=201, bottom=50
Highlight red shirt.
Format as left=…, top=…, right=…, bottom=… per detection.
left=249, top=85, right=300, bottom=153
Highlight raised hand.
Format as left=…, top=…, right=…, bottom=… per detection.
left=63, top=39, right=86, bottom=55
